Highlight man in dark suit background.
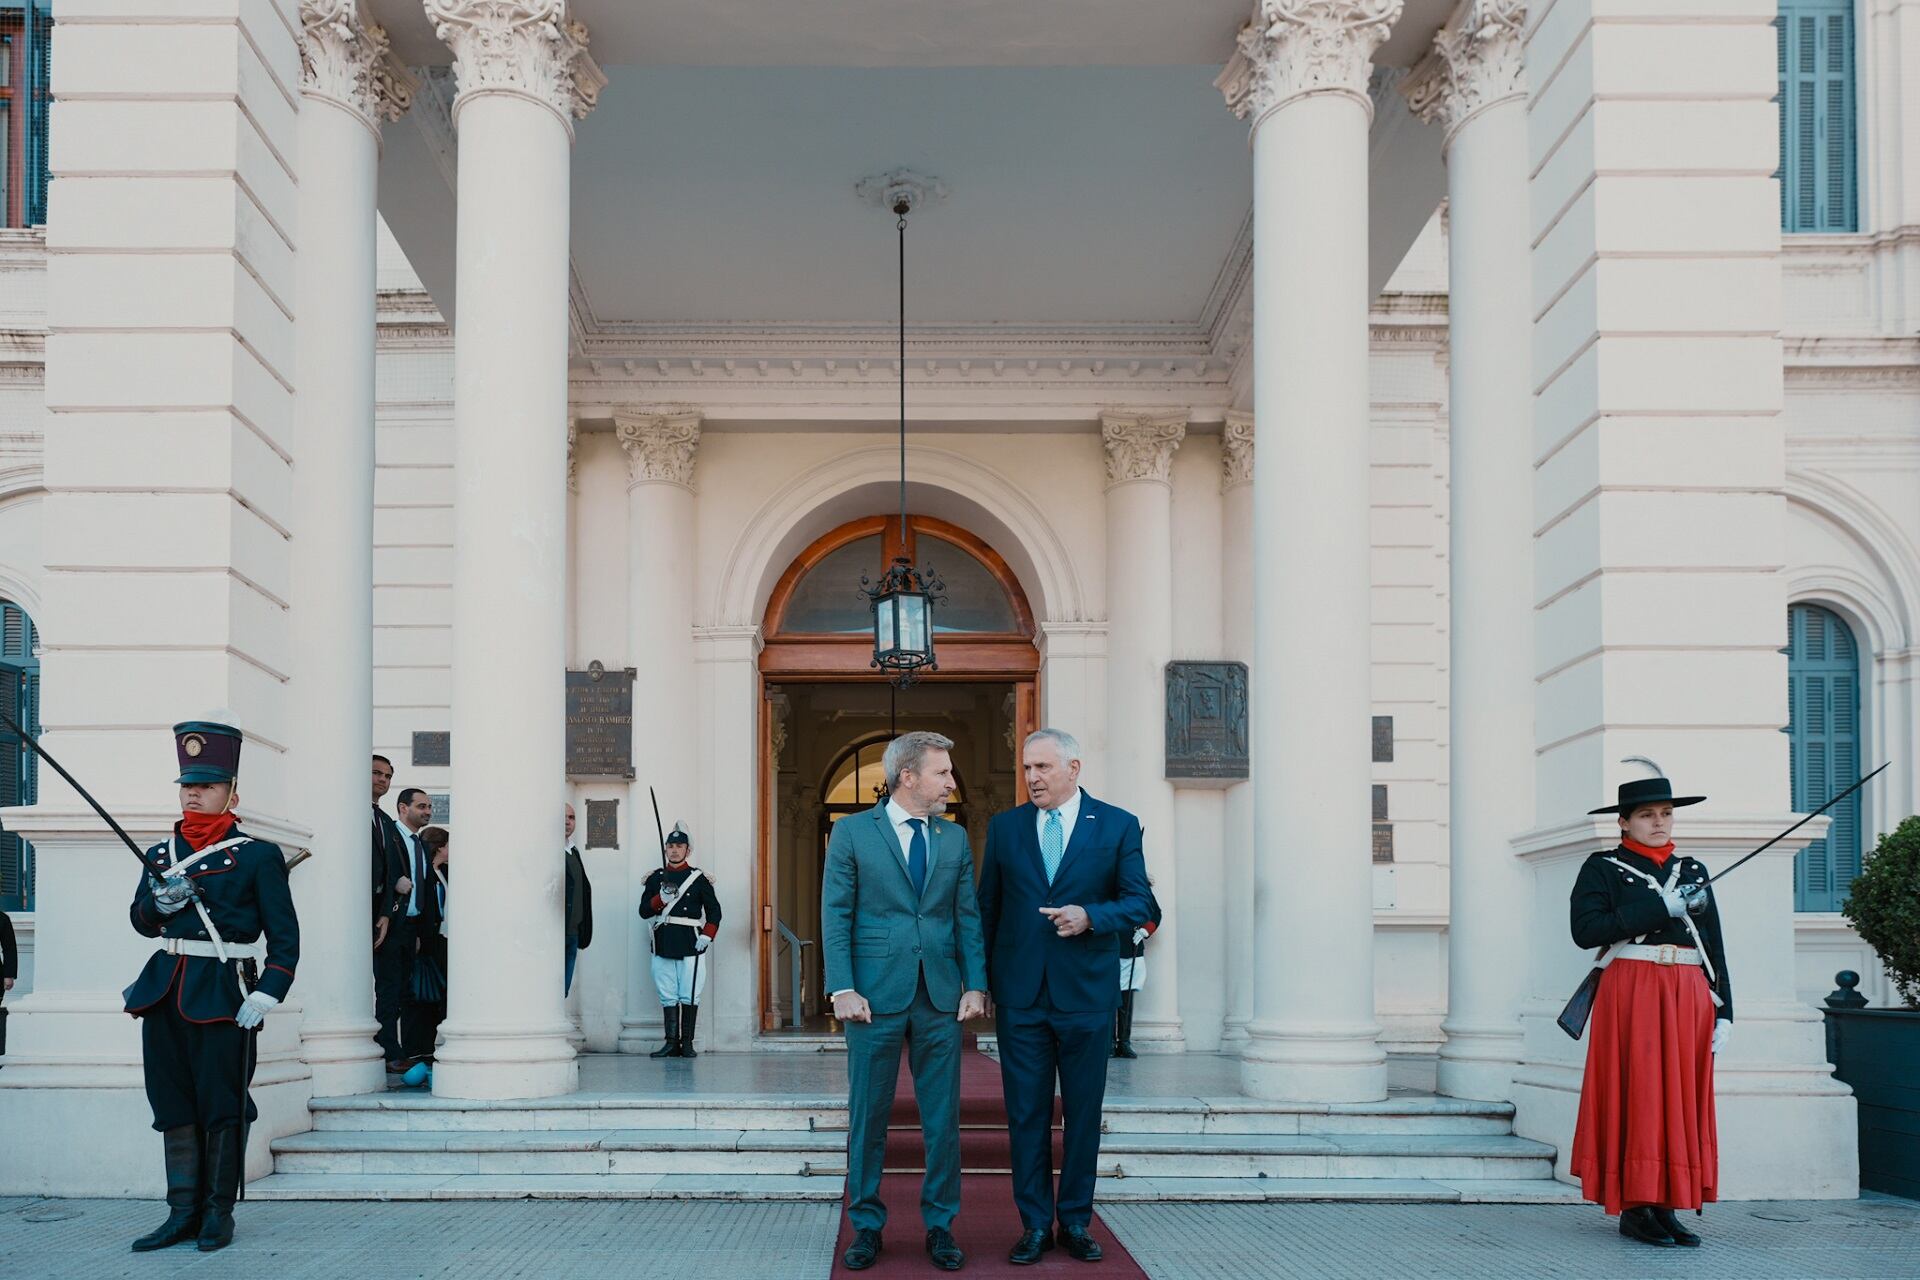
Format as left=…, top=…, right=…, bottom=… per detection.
left=979, top=727, right=1152, bottom=1265
left=370, top=755, right=408, bottom=1071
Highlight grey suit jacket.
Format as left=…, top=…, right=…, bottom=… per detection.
left=820, top=800, right=989, bottom=1016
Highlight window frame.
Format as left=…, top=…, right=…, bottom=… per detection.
left=1777, top=0, right=1860, bottom=234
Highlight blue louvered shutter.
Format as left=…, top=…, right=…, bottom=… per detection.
left=1787, top=604, right=1862, bottom=911
left=1778, top=0, right=1857, bottom=233
left=0, top=598, right=37, bottom=910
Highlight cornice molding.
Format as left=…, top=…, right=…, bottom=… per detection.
left=423, top=0, right=606, bottom=136
left=299, top=0, right=416, bottom=138
left=615, top=407, right=703, bottom=489
left=1400, top=0, right=1527, bottom=148
left=1216, top=0, right=1404, bottom=133
left=1101, top=409, right=1188, bottom=487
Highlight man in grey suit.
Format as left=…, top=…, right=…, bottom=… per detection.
left=823, top=730, right=989, bottom=1272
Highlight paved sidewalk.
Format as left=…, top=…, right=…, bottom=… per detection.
left=3, top=1194, right=1914, bottom=1278
left=1101, top=1197, right=1920, bottom=1279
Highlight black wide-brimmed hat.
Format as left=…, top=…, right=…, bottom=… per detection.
left=1589, top=757, right=1705, bottom=815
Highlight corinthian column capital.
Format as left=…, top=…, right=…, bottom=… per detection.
left=1222, top=410, right=1256, bottom=491
left=424, top=0, right=607, bottom=134
left=299, top=0, right=416, bottom=133
left=1101, top=410, right=1188, bottom=488
left=616, top=409, right=702, bottom=489
left=1215, top=0, right=1404, bottom=131
left=1400, top=0, right=1528, bottom=146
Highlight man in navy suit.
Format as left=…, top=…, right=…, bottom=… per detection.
left=978, top=727, right=1152, bottom=1265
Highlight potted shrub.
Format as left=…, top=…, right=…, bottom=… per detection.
left=1828, top=814, right=1920, bottom=1199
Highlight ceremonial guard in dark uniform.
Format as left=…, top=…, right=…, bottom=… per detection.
left=1112, top=888, right=1161, bottom=1059
left=1568, top=760, right=1731, bottom=1248
left=124, top=721, right=299, bottom=1253
left=639, top=826, right=721, bottom=1057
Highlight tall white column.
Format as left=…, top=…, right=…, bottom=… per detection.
left=1101, top=410, right=1185, bottom=1051
left=1218, top=411, right=1255, bottom=1051
left=290, top=0, right=413, bottom=1100
left=1218, top=0, right=1399, bottom=1102
left=614, top=410, right=702, bottom=1053
left=428, top=0, right=604, bottom=1100
left=1402, top=0, right=1533, bottom=1104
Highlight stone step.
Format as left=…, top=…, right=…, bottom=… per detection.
left=247, top=1171, right=1581, bottom=1205
left=306, top=1091, right=1514, bottom=1137
left=272, top=1127, right=1556, bottom=1183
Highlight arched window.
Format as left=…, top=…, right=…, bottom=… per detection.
left=1787, top=602, right=1862, bottom=911
left=820, top=737, right=966, bottom=825
left=0, top=599, right=39, bottom=912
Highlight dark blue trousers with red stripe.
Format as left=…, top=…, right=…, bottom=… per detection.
left=141, top=997, right=256, bottom=1134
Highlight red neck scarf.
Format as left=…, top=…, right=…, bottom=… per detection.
left=179, top=811, right=237, bottom=852
left=1622, top=835, right=1675, bottom=867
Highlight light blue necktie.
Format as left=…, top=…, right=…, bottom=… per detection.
left=1042, top=809, right=1064, bottom=884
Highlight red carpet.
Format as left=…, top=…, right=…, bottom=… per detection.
left=829, top=1038, right=1145, bottom=1276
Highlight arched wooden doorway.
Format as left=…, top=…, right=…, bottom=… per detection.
left=757, top=515, right=1039, bottom=1032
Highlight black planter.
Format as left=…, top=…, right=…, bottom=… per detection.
left=1825, top=972, right=1920, bottom=1200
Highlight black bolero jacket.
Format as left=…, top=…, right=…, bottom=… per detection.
left=124, top=824, right=301, bottom=1023
left=1569, top=845, right=1732, bottom=1021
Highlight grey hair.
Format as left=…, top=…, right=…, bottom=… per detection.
left=1023, top=727, right=1082, bottom=764
left=882, top=730, right=955, bottom=792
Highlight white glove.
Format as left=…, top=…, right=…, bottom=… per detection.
left=1660, top=883, right=1688, bottom=919
left=1131, top=926, right=1149, bottom=946
left=150, top=873, right=195, bottom=915
left=234, top=990, right=279, bottom=1030
left=1711, top=1020, right=1730, bottom=1056
left=694, top=934, right=711, bottom=954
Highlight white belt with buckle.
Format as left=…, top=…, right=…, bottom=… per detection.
left=1615, top=943, right=1700, bottom=967
left=160, top=938, right=266, bottom=961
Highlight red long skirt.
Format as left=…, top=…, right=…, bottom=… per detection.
left=1568, top=958, right=1719, bottom=1214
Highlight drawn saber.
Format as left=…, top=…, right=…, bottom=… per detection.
left=0, top=703, right=166, bottom=876
left=1680, top=761, right=1890, bottom=910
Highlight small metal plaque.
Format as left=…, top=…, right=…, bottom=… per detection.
left=585, top=799, right=619, bottom=850
left=1372, top=716, right=1394, bottom=763
left=1165, top=661, right=1250, bottom=781
left=1372, top=822, right=1394, bottom=863
left=430, top=793, right=451, bottom=824
left=566, top=665, right=636, bottom=779
left=1372, top=784, right=1388, bottom=822
left=412, top=731, right=450, bottom=768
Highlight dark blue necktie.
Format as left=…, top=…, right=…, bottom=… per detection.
left=907, top=818, right=927, bottom=897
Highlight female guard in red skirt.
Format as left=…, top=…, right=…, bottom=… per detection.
left=1568, top=761, right=1732, bottom=1248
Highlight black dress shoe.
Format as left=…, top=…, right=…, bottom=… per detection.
left=842, top=1227, right=883, bottom=1271
left=926, top=1226, right=964, bottom=1270
left=1056, top=1223, right=1103, bottom=1261
left=1009, top=1228, right=1054, bottom=1265
left=1652, top=1207, right=1702, bottom=1246
left=1618, top=1207, right=1675, bottom=1247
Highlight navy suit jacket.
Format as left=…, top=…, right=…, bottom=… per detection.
left=978, top=793, right=1153, bottom=1013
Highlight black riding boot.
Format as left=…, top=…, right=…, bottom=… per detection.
left=650, top=1005, right=680, bottom=1058
left=678, top=1005, right=699, bottom=1058
left=196, top=1124, right=243, bottom=1252
left=1652, top=1207, right=1702, bottom=1246
left=1113, top=991, right=1138, bottom=1059
left=130, top=1126, right=203, bottom=1251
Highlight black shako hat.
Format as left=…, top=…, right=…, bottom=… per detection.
left=1588, top=756, right=1706, bottom=816
left=666, top=825, right=691, bottom=848
left=174, top=719, right=243, bottom=786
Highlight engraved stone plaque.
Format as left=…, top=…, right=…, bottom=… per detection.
left=1372, top=822, right=1394, bottom=863
left=585, top=799, right=619, bottom=850
left=1165, top=661, right=1250, bottom=781
left=412, top=731, right=450, bottom=767
left=430, top=793, right=451, bottom=824
left=566, top=665, right=636, bottom=779
left=1372, top=715, right=1394, bottom=763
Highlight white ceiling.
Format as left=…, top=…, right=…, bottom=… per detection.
left=568, top=65, right=1251, bottom=327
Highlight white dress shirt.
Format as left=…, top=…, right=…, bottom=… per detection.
left=1036, top=787, right=1084, bottom=855
left=884, top=796, right=932, bottom=871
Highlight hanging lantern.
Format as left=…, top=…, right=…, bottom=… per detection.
left=856, top=184, right=944, bottom=687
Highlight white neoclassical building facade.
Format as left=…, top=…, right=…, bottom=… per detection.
left=0, top=0, right=1915, bottom=1201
